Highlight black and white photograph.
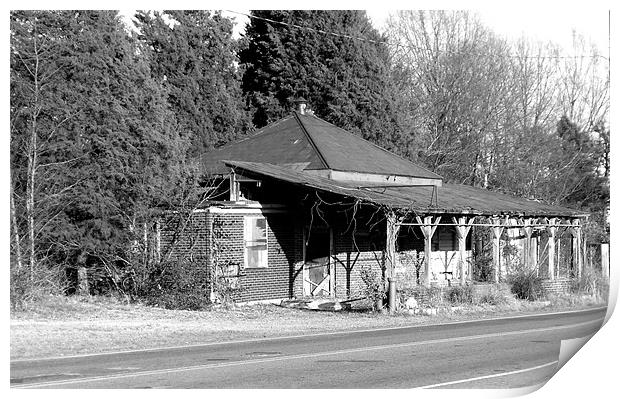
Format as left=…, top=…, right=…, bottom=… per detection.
left=7, top=2, right=615, bottom=393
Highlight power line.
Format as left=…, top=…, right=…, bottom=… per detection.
left=226, top=10, right=388, bottom=45
left=226, top=10, right=609, bottom=62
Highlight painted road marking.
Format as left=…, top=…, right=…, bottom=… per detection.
left=14, top=318, right=602, bottom=388
left=416, top=361, right=558, bottom=388
left=11, top=306, right=607, bottom=363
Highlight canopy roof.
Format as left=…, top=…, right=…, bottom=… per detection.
left=225, top=161, right=584, bottom=218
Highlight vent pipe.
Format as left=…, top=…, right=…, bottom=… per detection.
left=294, top=97, right=307, bottom=115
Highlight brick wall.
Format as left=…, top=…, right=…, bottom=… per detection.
left=210, top=211, right=299, bottom=303
left=333, top=231, right=384, bottom=298
left=540, top=277, right=573, bottom=296
left=160, top=208, right=302, bottom=303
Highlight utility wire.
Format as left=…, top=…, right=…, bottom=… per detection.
left=226, top=10, right=609, bottom=62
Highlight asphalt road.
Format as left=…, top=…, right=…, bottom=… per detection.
left=11, top=307, right=606, bottom=389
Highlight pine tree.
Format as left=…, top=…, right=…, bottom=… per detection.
left=135, top=10, right=252, bottom=154
left=240, top=10, right=410, bottom=155
left=10, top=10, right=188, bottom=299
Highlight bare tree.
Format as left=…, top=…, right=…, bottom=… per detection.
left=386, top=11, right=513, bottom=186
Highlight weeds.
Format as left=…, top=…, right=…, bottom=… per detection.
left=478, top=284, right=512, bottom=305
left=446, top=285, right=474, bottom=304
left=359, top=264, right=386, bottom=311
left=508, top=268, right=543, bottom=301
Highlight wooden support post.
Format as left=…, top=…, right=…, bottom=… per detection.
left=556, top=235, right=561, bottom=279
left=384, top=211, right=400, bottom=284
left=453, top=216, right=474, bottom=285
left=329, top=228, right=335, bottom=298
left=546, top=218, right=558, bottom=280
left=571, top=219, right=583, bottom=279
left=490, top=217, right=505, bottom=283
left=521, top=218, right=534, bottom=270
left=415, top=215, right=441, bottom=287
left=601, top=243, right=609, bottom=281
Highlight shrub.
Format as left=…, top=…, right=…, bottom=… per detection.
left=11, top=261, right=69, bottom=310
left=508, top=269, right=543, bottom=301
left=446, top=285, right=474, bottom=304
left=575, top=267, right=609, bottom=301
left=136, top=259, right=211, bottom=310
left=360, top=265, right=385, bottom=311
left=398, top=285, right=444, bottom=308
left=478, top=284, right=512, bottom=305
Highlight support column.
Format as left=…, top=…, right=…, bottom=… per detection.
left=521, top=218, right=534, bottom=270
left=453, top=216, right=474, bottom=285
left=329, top=228, right=335, bottom=298
left=601, top=243, right=609, bottom=281
left=416, top=215, right=441, bottom=287
left=384, top=211, right=400, bottom=283
left=546, top=218, right=558, bottom=280
left=571, top=219, right=583, bottom=279
left=490, top=217, right=504, bottom=283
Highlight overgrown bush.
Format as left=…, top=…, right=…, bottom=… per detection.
left=478, top=284, right=512, bottom=305
left=508, top=268, right=543, bottom=301
left=573, top=267, right=609, bottom=301
left=10, top=261, right=69, bottom=310
left=398, top=285, right=444, bottom=308
left=446, top=284, right=474, bottom=304
left=360, top=265, right=385, bottom=311
left=136, top=259, right=210, bottom=310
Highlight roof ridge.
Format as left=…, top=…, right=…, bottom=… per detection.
left=301, top=113, right=442, bottom=180
left=293, top=111, right=330, bottom=169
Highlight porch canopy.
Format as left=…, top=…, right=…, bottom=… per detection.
left=224, top=160, right=587, bottom=285
left=225, top=160, right=582, bottom=218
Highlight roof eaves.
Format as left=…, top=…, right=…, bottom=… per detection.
left=293, top=111, right=330, bottom=170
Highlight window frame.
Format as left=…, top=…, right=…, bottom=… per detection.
left=243, top=215, right=268, bottom=269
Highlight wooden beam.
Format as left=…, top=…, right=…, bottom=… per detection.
left=384, top=211, right=400, bottom=285
left=453, top=216, right=474, bottom=285
left=520, top=218, right=534, bottom=270
left=329, top=227, right=335, bottom=298
left=601, top=243, right=609, bottom=281
left=571, top=219, right=583, bottom=279
left=546, top=218, right=558, bottom=280
left=490, top=217, right=504, bottom=283
left=415, top=215, right=442, bottom=286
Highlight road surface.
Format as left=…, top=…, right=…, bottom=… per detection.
left=11, top=307, right=605, bottom=389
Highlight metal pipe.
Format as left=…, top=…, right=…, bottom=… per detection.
left=388, top=277, right=397, bottom=313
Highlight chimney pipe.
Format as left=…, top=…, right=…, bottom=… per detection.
left=294, top=97, right=307, bottom=115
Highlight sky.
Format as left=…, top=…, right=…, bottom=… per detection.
left=220, top=8, right=610, bottom=56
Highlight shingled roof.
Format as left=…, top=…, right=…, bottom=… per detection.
left=224, top=161, right=584, bottom=217
left=200, top=112, right=442, bottom=180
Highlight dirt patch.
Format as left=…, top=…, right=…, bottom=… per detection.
left=10, top=295, right=605, bottom=360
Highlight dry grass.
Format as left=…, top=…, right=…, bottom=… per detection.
left=10, top=294, right=605, bottom=360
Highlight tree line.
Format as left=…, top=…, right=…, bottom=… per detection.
left=10, top=10, right=609, bottom=307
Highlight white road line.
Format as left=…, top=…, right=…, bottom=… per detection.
left=416, top=361, right=558, bottom=389
left=14, top=318, right=601, bottom=389
left=11, top=306, right=607, bottom=363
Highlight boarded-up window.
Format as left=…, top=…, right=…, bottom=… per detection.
left=244, top=216, right=268, bottom=268
left=432, top=227, right=457, bottom=251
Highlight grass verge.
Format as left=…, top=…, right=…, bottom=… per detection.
left=10, top=294, right=606, bottom=360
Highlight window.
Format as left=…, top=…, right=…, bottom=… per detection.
left=244, top=216, right=268, bottom=268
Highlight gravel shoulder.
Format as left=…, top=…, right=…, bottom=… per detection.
left=10, top=295, right=606, bottom=360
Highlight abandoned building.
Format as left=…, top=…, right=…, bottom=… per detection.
left=159, top=105, right=589, bottom=304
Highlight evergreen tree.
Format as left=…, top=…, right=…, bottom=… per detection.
left=240, top=10, right=410, bottom=155
left=135, top=10, right=252, bottom=154
left=10, top=10, right=188, bottom=299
